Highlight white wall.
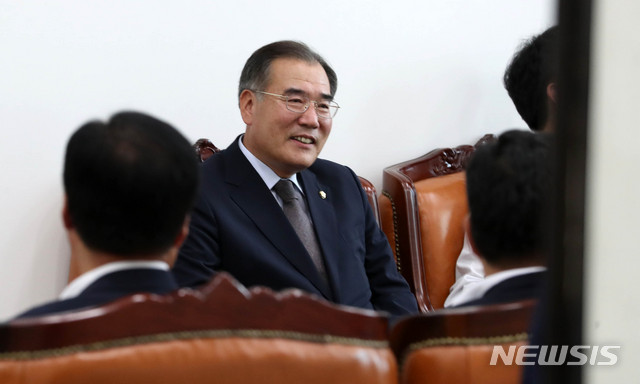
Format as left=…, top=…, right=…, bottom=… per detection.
left=585, top=1, right=640, bottom=381
left=0, top=1, right=555, bottom=320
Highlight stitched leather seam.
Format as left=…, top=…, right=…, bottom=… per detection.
left=399, top=333, right=529, bottom=366
left=407, top=333, right=529, bottom=351
left=0, top=330, right=390, bottom=361
left=382, top=191, right=401, bottom=274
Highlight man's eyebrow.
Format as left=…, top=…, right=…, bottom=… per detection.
left=320, top=93, right=333, bottom=101
left=283, top=88, right=305, bottom=96
left=283, top=88, right=334, bottom=101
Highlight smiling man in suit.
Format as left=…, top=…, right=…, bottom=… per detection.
left=14, top=111, right=200, bottom=319
left=172, top=41, right=418, bottom=316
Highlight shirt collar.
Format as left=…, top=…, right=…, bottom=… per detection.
left=238, top=135, right=303, bottom=193
left=471, top=266, right=546, bottom=300
left=59, top=260, right=170, bottom=300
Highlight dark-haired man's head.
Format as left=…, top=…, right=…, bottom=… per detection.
left=465, top=130, right=552, bottom=274
left=63, top=111, right=200, bottom=262
left=504, top=26, right=558, bottom=132
left=238, top=41, right=339, bottom=178
left=238, top=40, right=338, bottom=99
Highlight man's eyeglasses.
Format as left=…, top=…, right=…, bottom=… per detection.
left=253, top=90, right=340, bottom=119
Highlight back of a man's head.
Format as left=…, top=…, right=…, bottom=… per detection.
left=504, top=26, right=558, bottom=131
left=466, top=130, right=552, bottom=268
left=63, top=111, right=200, bottom=256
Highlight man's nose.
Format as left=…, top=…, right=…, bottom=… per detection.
left=297, top=103, right=320, bottom=128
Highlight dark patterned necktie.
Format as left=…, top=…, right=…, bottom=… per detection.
left=273, top=179, right=328, bottom=283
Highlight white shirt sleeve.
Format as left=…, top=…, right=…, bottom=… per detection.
left=443, top=232, right=486, bottom=307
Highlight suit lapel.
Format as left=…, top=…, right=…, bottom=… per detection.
left=222, top=139, right=333, bottom=299
left=299, top=169, right=342, bottom=303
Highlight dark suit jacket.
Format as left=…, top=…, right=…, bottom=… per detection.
left=172, top=137, right=418, bottom=316
left=14, top=268, right=178, bottom=319
left=455, top=270, right=545, bottom=308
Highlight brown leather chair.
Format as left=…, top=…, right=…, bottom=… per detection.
left=358, top=175, right=382, bottom=226
left=378, top=135, right=495, bottom=312
left=390, top=300, right=535, bottom=384
left=0, top=273, right=397, bottom=384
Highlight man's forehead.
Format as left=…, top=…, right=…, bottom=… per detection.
left=267, top=58, right=330, bottom=91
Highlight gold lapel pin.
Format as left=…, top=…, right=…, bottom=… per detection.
left=319, top=191, right=327, bottom=199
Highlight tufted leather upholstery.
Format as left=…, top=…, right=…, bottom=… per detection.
left=1, top=273, right=397, bottom=384
left=390, top=300, right=535, bottom=384
left=378, top=135, right=495, bottom=312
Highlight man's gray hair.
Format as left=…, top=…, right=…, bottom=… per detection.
left=238, top=40, right=338, bottom=99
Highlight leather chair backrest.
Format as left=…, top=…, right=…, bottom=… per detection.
left=0, top=338, right=396, bottom=384
left=390, top=300, right=535, bottom=384
left=414, top=172, right=468, bottom=309
left=378, top=135, right=495, bottom=311
left=1, top=274, right=397, bottom=384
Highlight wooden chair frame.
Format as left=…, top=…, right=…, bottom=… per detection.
left=379, top=135, right=494, bottom=312
left=390, top=300, right=536, bottom=384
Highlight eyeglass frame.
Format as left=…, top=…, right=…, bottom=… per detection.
left=252, top=90, right=340, bottom=119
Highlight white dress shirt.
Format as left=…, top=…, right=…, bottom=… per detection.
left=443, top=232, right=486, bottom=307
left=238, top=135, right=303, bottom=207
left=444, top=231, right=546, bottom=307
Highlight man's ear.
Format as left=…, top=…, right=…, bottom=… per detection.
left=173, top=217, right=190, bottom=249
left=62, top=195, right=74, bottom=229
left=165, top=217, right=190, bottom=268
left=546, top=82, right=557, bottom=104
left=239, top=89, right=256, bottom=126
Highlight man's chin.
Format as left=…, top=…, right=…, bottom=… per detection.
left=283, top=158, right=317, bottom=175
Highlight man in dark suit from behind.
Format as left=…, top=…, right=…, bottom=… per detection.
left=14, top=111, right=200, bottom=319
left=171, top=41, right=418, bottom=317
left=504, top=26, right=558, bottom=134
left=455, top=130, right=551, bottom=308
left=445, top=26, right=558, bottom=308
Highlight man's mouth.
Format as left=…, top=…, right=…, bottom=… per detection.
left=291, top=136, right=315, bottom=145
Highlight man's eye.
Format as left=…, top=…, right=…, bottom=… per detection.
left=317, top=102, right=331, bottom=110
left=288, top=98, right=305, bottom=104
